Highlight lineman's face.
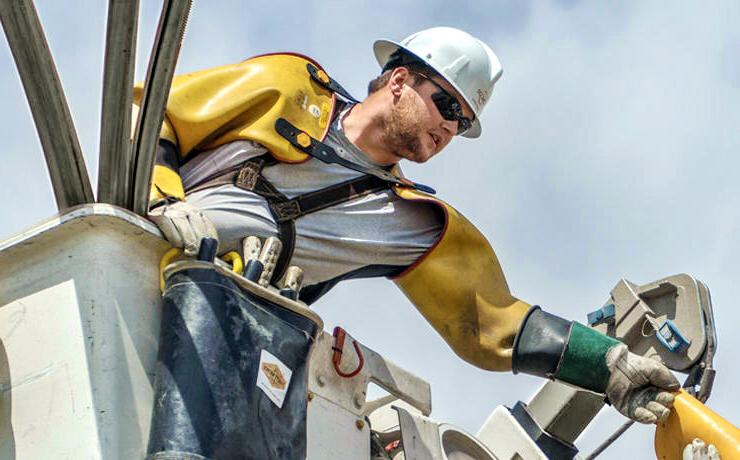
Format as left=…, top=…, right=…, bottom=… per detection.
left=381, top=69, right=474, bottom=163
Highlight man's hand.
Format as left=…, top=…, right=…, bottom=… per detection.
left=683, top=439, right=721, bottom=460
left=605, top=343, right=680, bottom=424
left=148, top=200, right=219, bottom=256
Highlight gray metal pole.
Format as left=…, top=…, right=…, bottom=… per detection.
left=0, top=0, right=94, bottom=210
left=130, top=0, right=192, bottom=216
left=97, top=0, right=140, bottom=208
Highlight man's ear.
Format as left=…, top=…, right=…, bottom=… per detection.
left=388, top=67, right=410, bottom=97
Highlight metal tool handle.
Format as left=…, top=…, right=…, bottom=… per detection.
left=258, top=237, right=283, bottom=287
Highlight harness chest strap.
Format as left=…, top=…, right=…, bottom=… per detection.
left=185, top=153, right=390, bottom=282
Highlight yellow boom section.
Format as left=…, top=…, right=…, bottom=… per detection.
left=654, top=390, right=740, bottom=459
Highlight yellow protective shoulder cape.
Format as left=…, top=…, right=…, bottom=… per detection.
left=393, top=187, right=531, bottom=371
left=134, top=53, right=336, bottom=202
left=140, top=54, right=531, bottom=372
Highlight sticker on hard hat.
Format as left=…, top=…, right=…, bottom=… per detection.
left=257, top=349, right=293, bottom=408
left=475, top=88, right=489, bottom=111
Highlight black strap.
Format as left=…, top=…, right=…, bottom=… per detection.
left=307, top=63, right=358, bottom=103
left=274, top=117, right=436, bottom=195
left=185, top=164, right=245, bottom=195
left=184, top=155, right=279, bottom=195
left=269, top=174, right=389, bottom=223
left=233, top=157, right=296, bottom=283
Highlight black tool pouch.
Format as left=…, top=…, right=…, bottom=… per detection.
left=146, top=263, right=320, bottom=460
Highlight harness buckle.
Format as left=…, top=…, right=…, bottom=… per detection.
left=235, top=161, right=263, bottom=191
left=271, top=200, right=302, bottom=223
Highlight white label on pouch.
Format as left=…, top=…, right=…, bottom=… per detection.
left=257, top=349, right=293, bottom=408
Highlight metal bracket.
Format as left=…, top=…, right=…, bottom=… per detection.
left=586, top=303, right=615, bottom=326
left=308, top=330, right=432, bottom=417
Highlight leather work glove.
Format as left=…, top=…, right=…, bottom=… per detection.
left=148, top=200, right=219, bottom=256
left=605, top=343, right=680, bottom=424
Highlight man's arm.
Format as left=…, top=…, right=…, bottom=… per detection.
left=514, top=307, right=679, bottom=424
left=393, top=187, right=531, bottom=371
left=150, top=140, right=186, bottom=204
left=393, top=189, right=678, bottom=424
left=146, top=138, right=218, bottom=256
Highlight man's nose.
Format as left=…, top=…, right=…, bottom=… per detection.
left=440, top=119, right=457, bottom=137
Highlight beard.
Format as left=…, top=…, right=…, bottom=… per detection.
left=377, top=93, right=426, bottom=162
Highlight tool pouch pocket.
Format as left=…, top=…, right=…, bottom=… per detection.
left=147, top=264, right=320, bottom=460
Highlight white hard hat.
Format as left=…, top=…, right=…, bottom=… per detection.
left=374, top=27, right=503, bottom=138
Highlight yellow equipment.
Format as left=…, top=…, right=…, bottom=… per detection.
left=655, top=390, right=740, bottom=459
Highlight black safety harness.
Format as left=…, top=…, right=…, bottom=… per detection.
left=186, top=153, right=392, bottom=282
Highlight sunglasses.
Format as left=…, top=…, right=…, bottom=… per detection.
left=411, top=72, right=473, bottom=135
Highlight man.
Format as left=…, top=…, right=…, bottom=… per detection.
left=146, top=26, right=679, bottom=425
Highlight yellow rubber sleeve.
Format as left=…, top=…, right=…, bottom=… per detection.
left=133, top=53, right=335, bottom=163
left=393, top=187, right=531, bottom=371
left=150, top=164, right=186, bottom=204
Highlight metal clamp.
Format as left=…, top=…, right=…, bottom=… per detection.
left=656, top=319, right=691, bottom=353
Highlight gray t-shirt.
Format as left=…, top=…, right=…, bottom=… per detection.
left=181, top=107, right=443, bottom=302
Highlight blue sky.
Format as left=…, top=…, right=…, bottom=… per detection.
left=1, top=1, right=738, bottom=458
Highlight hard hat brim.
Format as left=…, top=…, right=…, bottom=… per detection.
left=373, top=38, right=482, bottom=139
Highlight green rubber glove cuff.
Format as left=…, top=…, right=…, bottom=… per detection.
left=555, top=322, right=621, bottom=393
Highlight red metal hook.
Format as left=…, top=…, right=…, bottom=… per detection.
left=332, top=326, right=364, bottom=378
